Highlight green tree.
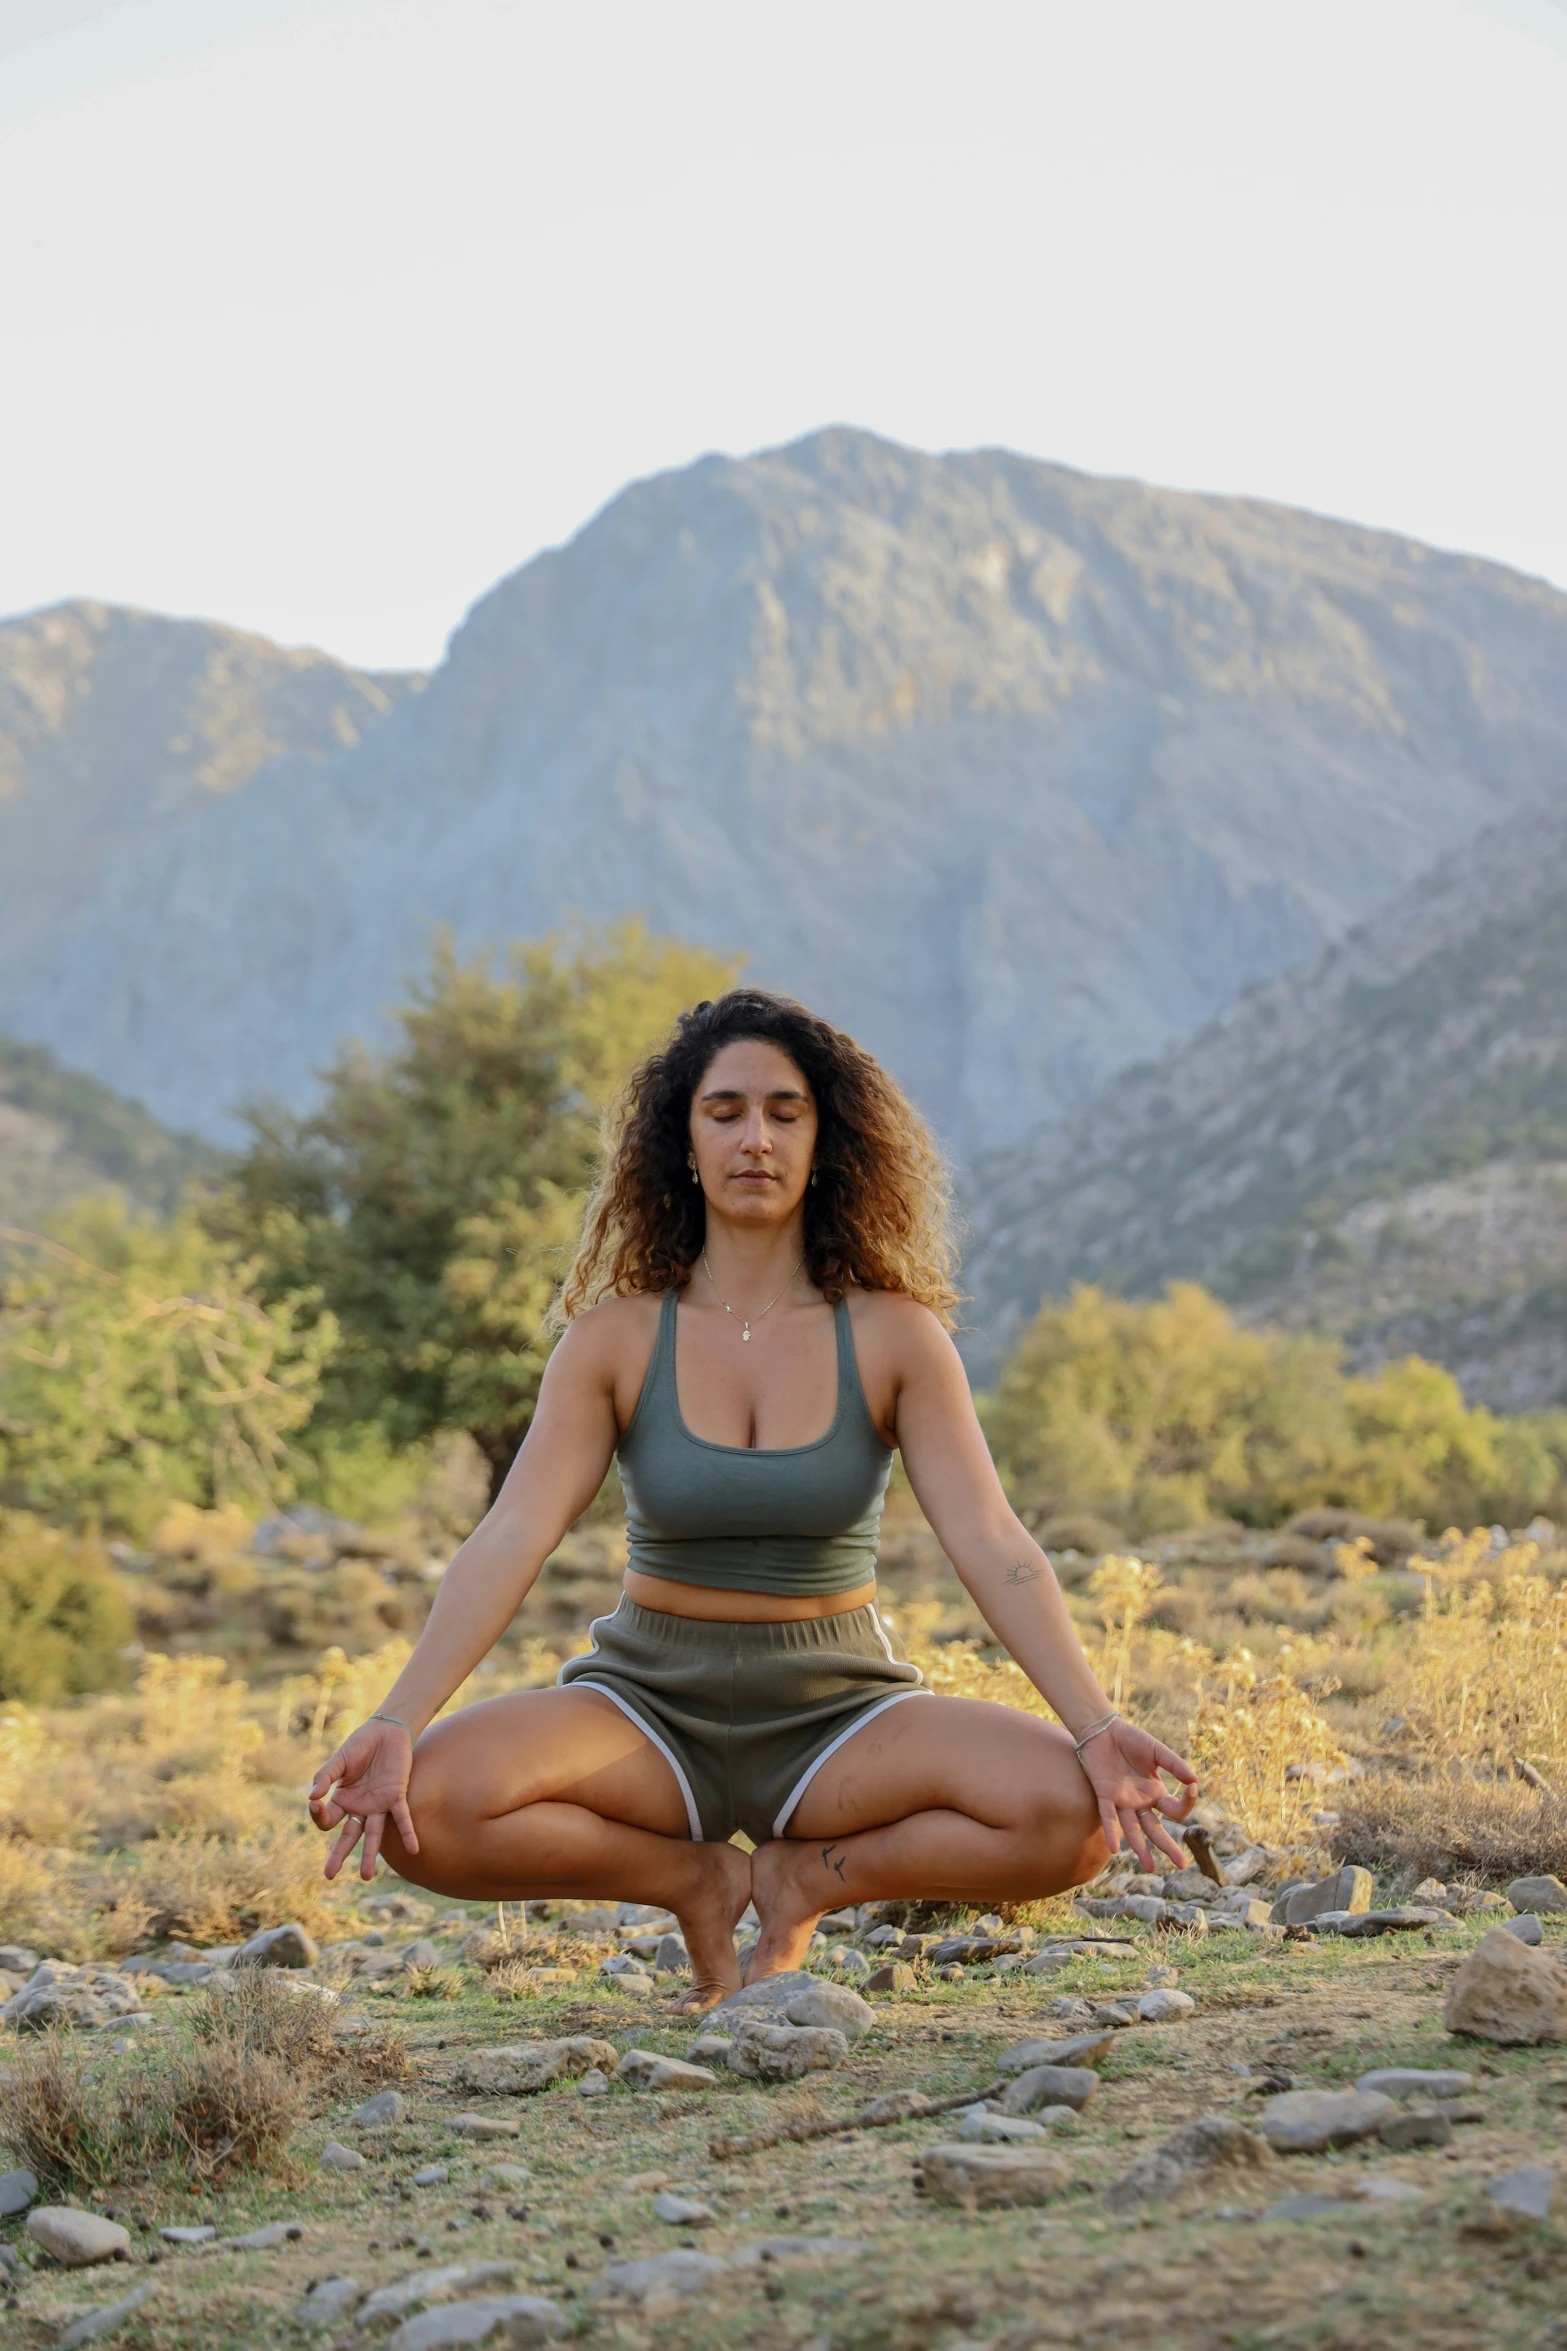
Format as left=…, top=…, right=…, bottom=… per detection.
left=0, top=1200, right=332, bottom=1535
left=213, top=922, right=737, bottom=1501
left=0, top=1510, right=133, bottom=1700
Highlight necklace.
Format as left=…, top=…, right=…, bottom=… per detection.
left=701, top=1250, right=802, bottom=1341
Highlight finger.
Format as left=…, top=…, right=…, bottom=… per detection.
left=1098, top=1799, right=1123, bottom=1857
left=324, top=1816, right=363, bottom=1880
left=1146, top=1816, right=1191, bottom=1869
left=391, top=1797, right=420, bottom=1857
left=1120, top=1806, right=1155, bottom=1872
left=1150, top=1742, right=1199, bottom=1786
left=359, top=1815, right=386, bottom=1882
left=309, top=1750, right=348, bottom=1800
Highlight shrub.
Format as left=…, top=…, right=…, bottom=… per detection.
left=0, top=2028, right=124, bottom=2194
left=0, top=1511, right=132, bottom=1701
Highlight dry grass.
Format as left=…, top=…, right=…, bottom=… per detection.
left=0, top=2027, right=126, bottom=2193
left=1331, top=1777, right=1567, bottom=1884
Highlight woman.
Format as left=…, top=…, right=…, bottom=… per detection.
left=309, top=989, right=1196, bottom=2010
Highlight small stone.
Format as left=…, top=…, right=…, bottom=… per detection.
left=450, top=2113, right=521, bottom=2138
left=1265, top=2194, right=1347, bottom=2220
left=297, top=2276, right=364, bottom=2327
left=997, top=2032, right=1114, bottom=2073
left=1482, top=2165, right=1555, bottom=2220
left=709, top=1969, right=816, bottom=2018
left=351, top=2090, right=409, bottom=2129
left=1378, top=2106, right=1453, bottom=2150
left=725, top=2020, right=848, bottom=2080
left=782, top=1982, right=873, bottom=2041
left=1409, top=1878, right=1448, bottom=1905
left=1443, top=1926, right=1567, bottom=2044
left=1356, top=2068, right=1473, bottom=2100
left=1102, top=2116, right=1274, bottom=2208
left=1354, top=2175, right=1428, bottom=2203
left=1503, top=1914, right=1545, bottom=1946
left=953, top=2110, right=1053, bottom=2143
left=0, top=2167, right=38, bottom=2216
left=0, top=1944, right=40, bottom=1972
left=591, top=2249, right=728, bottom=2306
left=382, top=2295, right=566, bottom=2349
left=1507, top=1875, right=1567, bottom=1916
left=654, top=1933, right=688, bottom=1975
left=401, top=1939, right=443, bottom=1971
left=576, top=2070, right=610, bottom=2098
left=233, top=1922, right=319, bottom=1970
left=936, top=1964, right=965, bottom=1983
left=652, top=2192, right=713, bottom=2226
left=357, top=2262, right=521, bottom=2328
left=25, top=2206, right=132, bottom=2266
left=225, top=2221, right=307, bottom=2248
left=686, top=2034, right=733, bottom=2065
left=825, top=1946, right=872, bottom=1978
left=864, top=1960, right=916, bottom=1993
left=159, top=2224, right=216, bottom=2244
left=451, top=2037, right=618, bottom=2095
left=412, top=2166, right=450, bottom=2187
left=730, top=2235, right=867, bottom=2265
left=1137, top=1989, right=1196, bottom=2022
left=1335, top=1907, right=1451, bottom=1937
left=57, top=2285, right=158, bottom=2346
left=617, top=2050, right=718, bottom=2092
left=487, top=2166, right=532, bottom=2191
left=1278, top=1867, right=1374, bottom=1926
left=321, top=2141, right=366, bottom=2172
left=918, top=2143, right=1070, bottom=2208
left=1258, top=2090, right=1396, bottom=2153
left=999, top=2065, right=1097, bottom=2116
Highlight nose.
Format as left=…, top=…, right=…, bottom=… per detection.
left=738, top=1107, right=771, bottom=1155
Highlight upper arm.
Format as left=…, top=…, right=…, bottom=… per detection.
left=880, top=1302, right=1018, bottom=1559
left=486, top=1306, right=627, bottom=1544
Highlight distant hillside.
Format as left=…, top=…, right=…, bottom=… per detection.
left=0, top=1037, right=217, bottom=1230
left=962, top=791, right=1567, bottom=1409
left=6, top=431, right=1567, bottom=1155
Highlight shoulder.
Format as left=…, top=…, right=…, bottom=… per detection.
left=843, top=1288, right=963, bottom=1374
left=551, top=1291, right=666, bottom=1381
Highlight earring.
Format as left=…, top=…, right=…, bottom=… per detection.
left=691, top=1165, right=700, bottom=1185
left=810, top=1168, right=818, bottom=1187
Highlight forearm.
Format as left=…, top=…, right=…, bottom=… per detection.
left=946, top=1513, right=1114, bottom=1735
left=373, top=1505, right=553, bottom=1736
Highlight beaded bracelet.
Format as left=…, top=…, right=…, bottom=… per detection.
left=1072, top=1709, right=1121, bottom=1758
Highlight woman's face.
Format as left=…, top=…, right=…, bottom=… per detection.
left=688, top=1037, right=819, bottom=1227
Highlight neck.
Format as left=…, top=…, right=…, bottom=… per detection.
left=699, top=1217, right=812, bottom=1303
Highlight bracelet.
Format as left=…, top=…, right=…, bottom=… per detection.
left=370, top=1710, right=412, bottom=1735
left=1072, top=1709, right=1121, bottom=1757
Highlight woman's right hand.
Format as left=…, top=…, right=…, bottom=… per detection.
left=308, top=1718, right=418, bottom=1881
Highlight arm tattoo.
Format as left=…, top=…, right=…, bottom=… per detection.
left=1003, top=1558, right=1043, bottom=1586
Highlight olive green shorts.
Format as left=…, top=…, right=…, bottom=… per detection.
left=556, top=1594, right=930, bottom=1845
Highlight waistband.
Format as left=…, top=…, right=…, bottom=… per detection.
left=590, top=1593, right=892, bottom=1655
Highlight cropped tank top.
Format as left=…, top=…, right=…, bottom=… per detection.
left=616, top=1287, right=894, bottom=1596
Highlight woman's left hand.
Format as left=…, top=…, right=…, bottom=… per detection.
left=1076, top=1717, right=1198, bottom=1870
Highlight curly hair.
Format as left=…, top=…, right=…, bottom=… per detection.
left=556, top=988, right=960, bottom=1327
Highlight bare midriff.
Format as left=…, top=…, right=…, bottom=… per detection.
left=622, top=1568, right=878, bottom=1621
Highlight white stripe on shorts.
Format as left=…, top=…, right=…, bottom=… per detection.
left=568, top=1677, right=705, bottom=1843
left=770, top=1686, right=935, bottom=1840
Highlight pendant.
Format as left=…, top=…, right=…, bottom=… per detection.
left=742, top=1324, right=751, bottom=1341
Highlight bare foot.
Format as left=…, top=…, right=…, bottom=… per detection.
left=668, top=1841, right=752, bottom=2014
left=746, top=1837, right=835, bottom=1983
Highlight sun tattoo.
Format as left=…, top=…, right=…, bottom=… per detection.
left=1003, top=1559, right=1043, bottom=1586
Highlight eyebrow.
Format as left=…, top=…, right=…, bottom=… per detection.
left=698, top=1085, right=813, bottom=1105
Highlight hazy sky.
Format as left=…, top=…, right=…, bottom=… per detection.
left=3, top=0, right=1565, bottom=672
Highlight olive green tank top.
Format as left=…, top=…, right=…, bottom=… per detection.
left=617, top=1287, right=894, bottom=1596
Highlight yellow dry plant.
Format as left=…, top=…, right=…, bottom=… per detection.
left=1087, top=1554, right=1164, bottom=1709
left=1390, top=1537, right=1567, bottom=1779
left=1184, top=1640, right=1347, bottom=1846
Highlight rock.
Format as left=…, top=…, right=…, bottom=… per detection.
left=577, top=2070, right=610, bottom=2098
left=918, top=2143, right=1070, bottom=2208
left=1264, top=2194, right=1347, bottom=2220
left=1277, top=1868, right=1374, bottom=1925
left=1443, top=1927, right=1567, bottom=2044
left=825, top=1946, right=872, bottom=1978
left=449, top=2114, right=521, bottom=2139
left=383, top=2297, right=566, bottom=2350
left=1410, top=1878, right=1449, bottom=1905
left=781, top=1981, right=873, bottom=2041
left=729, top=2236, right=867, bottom=2265
left=724, top=2020, right=848, bottom=2080
left=617, top=1901, right=674, bottom=1928
left=954, top=2109, right=1053, bottom=2143
left=401, top=1939, right=443, bottom=1971
left=1329, top=1906, right=1447, bottom=1936
left=412, top=2166, right=450, bottom=2187
left=320, top=2141, right=366, bottom=2172
left=864, top=1959, right=916, bottom=1993
left=233, top=1922, right=319, bottom=1970
left=225, top=2221, right=306, bottom=2248
left=297, top=2277, right=365, bottom=2327
left=1378, top=2106, right=1453, bottom=2150
left=654, top=1933, right=688, bottom=1974
left=599, top=1953, right=652, bottom=1981
left=1482, top=2166, right=1556, bottom=2220
left=1103, top=2116, right=1274, bottom=2208
left=159, top=2224, right=216, bottom=2244
left=687, top=2035, right=733, bottom=2065
left=1508, top=1875, right=1567, bottom=1916
left=25, top=2206, right=132, bottom=2266
left=3, top=1967, right=145, bottom=2034
left=1257, top=2089, right=1397, bottom=2152
left=1137, top=1989, right=1196, bottom=2022
left=450, top=2037, right=619, bottom=2095
left=601, top=1971, right=654, bottom=1997
left=1076, top=1895, right=1168, bottom=1926
left=617, top=2050, right=718, bottom=2093
left=652, top=2191, right=713, bottom=2225
left=999, top=2066, right=1098, bottom=2116
left=863, top=1925, right=905, bottom=1948
left=709, top=1969, right=820, bottom=2019
left=0, top=1943, right=40, bottom=1972
left=486, top=2165, right=531, bottom=2191
left=997, top=2032, right=1114, bottom=2073
left=1503, top=1914, right=1545, bottom=1946
left=57, top=2286, right=157, bottom=2346
left=1356, top=2067, right=1473, bottom=2100
left=592, top=2250, right=729, bottom=2307
left=1354, top=2176, right=1428, bottom=2204
left=0, top=2167, right=38, bottom=2216
left=351, top=2090, right=409, bottom=2129
left=357, top=2262, right=521, bottom=2330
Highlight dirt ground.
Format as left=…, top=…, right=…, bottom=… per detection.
left=4, top=1907, right=1565, bottom=2351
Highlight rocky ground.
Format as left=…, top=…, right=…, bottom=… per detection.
left=2, top=1876, right=1565, bottom=2351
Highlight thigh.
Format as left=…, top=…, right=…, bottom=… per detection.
left=787, top=1694, right=1099, bottom=1842
left=407, top=1686, right=692, bottom=1838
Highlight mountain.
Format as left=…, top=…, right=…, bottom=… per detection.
left=961, top=791, right=1567, bottom=1409
left=0, top=1035, right=216, bottom=1231
left=4, top=431, right=1567, bottom=1156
